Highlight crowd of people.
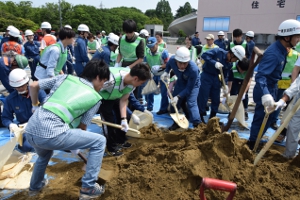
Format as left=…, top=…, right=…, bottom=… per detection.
left=1, top=18, right=300, bottom=199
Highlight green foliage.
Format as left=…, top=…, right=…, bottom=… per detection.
left=156, top=0, right=173, bottom=31
left=178, top=29, right=187, bottom=37
left=174, top=2, right=193, bottom=19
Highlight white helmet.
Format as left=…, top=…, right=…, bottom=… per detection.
left=139, top=29, right=149, bottom=37
left=246, top=31, right=255, bottom=37
left=6, top=25, right=14, bottom=31
left=25, top=29, right=34, bottom=36
left=175, top=47, right=190, bottom=62
left=78, top=24, right=90, bottom=32
left=218, top=31, right=225, bottom=36
left=231, top=45, right=246, bottom=61
left=64, top=25, right=72, bottom=29
left=108, top=34, right=119, bottom=45
left=9, top=68, right=30, bottom=88
left=8, top=27, right=20, bottom=37
left=278, top=19, right=300, bottom=36
left=102, top=30, right=106, bottom=34
left=41, top=22, right=51, bottom=29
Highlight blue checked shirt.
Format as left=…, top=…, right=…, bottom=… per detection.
left=25, top=75, right=101, bottom=138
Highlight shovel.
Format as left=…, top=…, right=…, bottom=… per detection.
left=253, top=105, right=276, bottom=152
left=219, top=67, right=231, bottom=112
left=128, top=110, right=153, bottom=138
left=161, top=79, right=189, bottom=129
left=254, top=97, right=300, bottom=165
left=99, top=119, right=141, bottom=137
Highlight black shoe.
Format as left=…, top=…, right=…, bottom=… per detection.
left=169, top=122, right=180, bottom=131
left=244, top=112, right=249, bottom=120
left=270, top=122, right=278, bottom=130
left=209, top=111, right=216, bottom=119
left=107, top=150, right=123, bottom=157
left=193, top=123, right=200, bottom=128
left=118, top=142, right=132, bottom=149
left=246, top=140, right=255, bottom=150
left=147, top=108, right=153, bottom=111
left=156, top=110, right=168, bottom=115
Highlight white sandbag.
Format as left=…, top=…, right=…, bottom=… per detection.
left=142, top=79, right=157, bottom=95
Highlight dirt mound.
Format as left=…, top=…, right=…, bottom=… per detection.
left=7, top=117, right=300, bottom=200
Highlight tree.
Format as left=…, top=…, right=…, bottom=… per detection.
left=145, top=9, right=157, bottom=18
left=174, top=2, right=193, bottom=19
left=155, top=0, right=173, bottom=31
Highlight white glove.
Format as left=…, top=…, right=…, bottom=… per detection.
left=121, top=119, right=129, bottom=132
left=160, top=72, right=170, bottom=83
left=275, top=99, right=286, bottom=110
left=32, top=105, right=39, bottom=113
left=151, top=65, right=161, bottom=73
left=9, top=123, right=18, bottom=133
left=131, top=114, right=140, bottom=125
left=171, top=96, right=179, bottom=104
left=126, top=66, right=130, bottom=69
left=261, top=94, right=275, bottom=107
left=223, top=85, right=229, bottom=95
left=215, top=62, right=224, bottom=69
left=242, top=93, right=246, bottom=100
left=144, top=110, right=153, bottom=118
left=222, top=97, right=227, bottom=105
left=70, top=149, right=80, bottom=155
left=114, top=63, right=119, bottom=67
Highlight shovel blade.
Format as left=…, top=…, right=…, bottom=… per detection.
left=228, top=96, right=248, bottom=129
left=170, top=113, right=189, bottom=129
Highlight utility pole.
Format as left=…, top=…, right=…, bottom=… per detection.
left=59, top=0, right=62, bottom=28
left=100, top=1, right=104, bottom=9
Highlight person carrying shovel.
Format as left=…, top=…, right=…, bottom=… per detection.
left=247, top=19, right=300, bottom=150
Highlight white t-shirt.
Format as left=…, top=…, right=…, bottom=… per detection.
left=295, top=56, right=300, bottom=67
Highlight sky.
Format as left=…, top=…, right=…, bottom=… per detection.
left=12, top=0, right=199, bottom=15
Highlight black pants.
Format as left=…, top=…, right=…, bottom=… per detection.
left=98, top=99, right=127, bottom=152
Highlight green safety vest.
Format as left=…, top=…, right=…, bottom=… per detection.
left=99, top=67, right=134, bottom=100
left=230, top=40, right=247, bottom=49
left=88, top=40, right=98, bottom=50
left=189, top=46, right=197, bottom=62
left=281, top=49, right=299, bottom=80
left=158, top=42, right=166, bottom=48
left=110, top=48, right=119, bottom=67
left=232, top=63, right=247, bottom=80
left=101, top=36, right=108, bottom=45
left=145, top=46, right=164, bottom=67
left=41, top=43, right=67, bottom=76
left=295, top=42, right=300, bottom=53
left=120, top=35, right=141, bottom=62
left=200, top=44, right=219, bottom=64
left=43, top=75, right=101, bottom=128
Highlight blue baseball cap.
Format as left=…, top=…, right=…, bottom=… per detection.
left=146, top=37, right=157, bottom=48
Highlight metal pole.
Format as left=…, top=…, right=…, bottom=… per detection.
left=59, top=0, right=62, bottom=28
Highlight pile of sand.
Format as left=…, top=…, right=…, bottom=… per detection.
left=7, top=118, right=300, bottom=200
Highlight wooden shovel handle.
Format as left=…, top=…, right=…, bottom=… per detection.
left=161, top=79, right=181, bottom=117
left=100, top=120, right=140, bottom=134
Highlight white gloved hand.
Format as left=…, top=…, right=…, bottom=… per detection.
left=242, top=93, right=246, bottom=100
left=171, top=96, right=179, bottom=104
left=261, top=94, right=275, bottom=107
left=215, top=62, right=224, bottom=69
left=126, top=66, right=130, bottom=69
left=131, top=114, right=140, bottom=125
left=275, top=99, right=286, bottom=110
left=223, top=85, right=229, bottom=95
left=121, top=119, right=129, bottom=132
left=32, top=105, right=39, bottom=113
left=9, top=123, right=18, bottom=133
left=222, top=97, right=227, bottom=105
left=144, top=110, right=153, bottom=118
left=70, top=149, right=80, bottom=155
left=114, top=62, right=119, bottom=67
left=160, top=72, right=170, bottom=83
left=151, top=65, right=161, bottom=74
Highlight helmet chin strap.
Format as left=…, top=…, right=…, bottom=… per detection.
left=283, top=36, right=294, bottom=47
left=18, top=90, right=28, bottom=95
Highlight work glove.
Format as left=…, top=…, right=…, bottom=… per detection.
left=32, top=105, right=39, bottom=113
left=131, top=114, right=140, bottom=125
left=151, top=65, right=161, bottom=74
left=222, top=97, right=227, bottom=105
left=126, top=66, right=130, bottom=69
left=171, top=96, right=179, bottom=105
left=9, top=123, right=18, bottom=133
left=261, top=94, right=275, bottom=107
left=215, top=62, right=224, bottom=69
left=160, top=72, right=170, bottom=83
left=28, top=58, right=34, bottom=62
left=70, top=149, right=80, bottom=155
left=242, top=93, right=246, bottom=100
left=275, top=99, right=286, bottom=110
left=121, top=119, right=129, bottom=132
left=114, top=63, right=120, bottom=67
left=144, top=110, right=153, bottom=118
left=223, top=85, right=229, bottom=95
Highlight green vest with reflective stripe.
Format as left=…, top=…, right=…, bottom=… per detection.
left=88, top=40, right=97, bottom=50
left=200, top=44, right=219, bottom=56
left=41, top=43, right=67, bottom=76
left=281, top=49, right=299, bottom=80
left=232, top=63, right=247, bottom=80
left=120, top=35, right=141, bottom=62
left=189, top=46, right=197, bottom=62
left=110, top=48, right=119, bottom=66
left=295, top=42, right=300, bottom=53
left=99, top=67, right=134, bottom=100
left=145, top=46, right=164, bottom=67
left=101, top=36, right=108, bottom=45
left=230, top=40, right=246, bottom=49
left=43, top=75, right=101, bottom=128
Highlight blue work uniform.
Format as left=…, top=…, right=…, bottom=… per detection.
left=198, top=48, right=232, bottom=116
left=74, top=37, right=89, bottom=76
left=249, top=40, right=287, bottom=142
left=214, top=39, right=229, bottom=50
left=126, top=93, right=145, bottom=120
left=165, top=56, right=201, bottom=125
left=62, top=44, right=74, bottom=74
left=2, top=89, right=46, bottom=152
left=24, top=41, right=40, bottom=81
left=247, top=40, right=255, bottom=59
left=192, top=37, right=201, bottom=46
left=91, top=45, right=111, bottom=65
left=0, top=57, right=14, bottom=93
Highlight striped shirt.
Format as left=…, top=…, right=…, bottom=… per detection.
left=25, top=75, right=101, bottom=138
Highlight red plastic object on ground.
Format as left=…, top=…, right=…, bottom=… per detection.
left=199, top=178, right=237, bottom=200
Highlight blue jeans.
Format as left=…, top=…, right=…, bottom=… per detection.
left=18, top=134, right=35, bottom=152
left=147, top=76, right=169, bottom=111
left=26, top=129, right=106, bottom=190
